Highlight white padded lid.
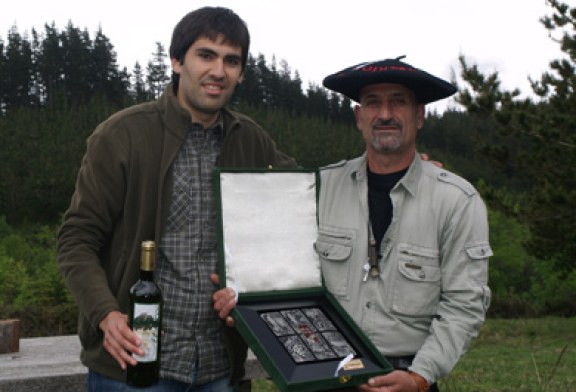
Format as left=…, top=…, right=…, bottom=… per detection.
left=219, top=171, right=321, bottom=293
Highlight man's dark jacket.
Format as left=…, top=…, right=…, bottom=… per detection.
left=57, top=84, right=296, bottom=383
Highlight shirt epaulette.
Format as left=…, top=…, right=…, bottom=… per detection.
left=320, top=160, right=348, bottom=170
left=436, top=171, right=476, bottom=196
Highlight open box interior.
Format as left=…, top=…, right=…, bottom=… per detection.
left=215, top=170, right=392, bottom=391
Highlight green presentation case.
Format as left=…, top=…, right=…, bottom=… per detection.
left=214, top=169, right=393, bottom=392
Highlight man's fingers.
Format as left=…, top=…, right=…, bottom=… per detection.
left=212, top=285, right=238, bottom=329
left=100, top=311, right=142, bottom=369
left=213, top=287, right=237, bottom=318
left=419, top=152, right=443, bottom=168
left=102, top=327, right=132, bottom=369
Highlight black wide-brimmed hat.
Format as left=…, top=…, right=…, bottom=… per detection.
left=322, top=56, right=456, bottom=104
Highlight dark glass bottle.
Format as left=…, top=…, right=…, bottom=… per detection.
left=127, top=240, right=163, bottom=387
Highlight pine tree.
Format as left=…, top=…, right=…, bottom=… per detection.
left=60, top=22, right=92, bottom=105
left=0, top=36, right=5, bottom=110
left=131, top=61, right=149, bottom=102
left=2, top=26, right=34, bottom=110
left=146, top=42, right=169, bottom=99
left=37, top=23, right=66, bottom=108
left=457, top=0, right=576, bottom=308
left=91, top=27, right=130, bottom=105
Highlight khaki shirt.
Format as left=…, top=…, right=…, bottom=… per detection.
left=316, top=153, right=491, bottom=384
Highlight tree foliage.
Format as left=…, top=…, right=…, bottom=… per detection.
left=456, top=0, right=576, bottom=267
left=0, top=23, right=131, bottom=111
left=456, top=0, right=576, bottom=313
left=0, top=217, right=76, bottom=336
left=1, top=11, right=575, bottom=321
left=146, top=42, right=170, bottom=99
left=0, top=23, right=356, bottom=224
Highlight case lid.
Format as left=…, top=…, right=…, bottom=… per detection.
left=216, top=170, right=321, bottom=294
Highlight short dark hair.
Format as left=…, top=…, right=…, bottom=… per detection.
left=169, top=7, right=250, bottom=91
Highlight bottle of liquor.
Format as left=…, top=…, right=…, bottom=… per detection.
left=127, top=240, right=163, bottom=387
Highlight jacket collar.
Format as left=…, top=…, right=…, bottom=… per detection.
left=158, top=83, right=192, bottom=141
left=158, top=83, right=243, bottom=140
left=351, top=152, right=422, bottom=196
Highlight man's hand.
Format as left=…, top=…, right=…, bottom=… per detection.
left=99, top=310, right=142, bottom=370
left=420, top=152, right=443, bottom=168
left=210, top=273, right=237, bottom=328
left=357, top=370, right=420, bottom=392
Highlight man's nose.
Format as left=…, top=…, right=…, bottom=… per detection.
left=210, top=59, right=226, bottom=78
left=378, top=101, right=394, bottom=119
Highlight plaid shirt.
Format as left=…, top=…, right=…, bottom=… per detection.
left=156, top=119, right=228, bottom=385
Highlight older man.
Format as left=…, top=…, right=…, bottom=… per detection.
left=315, top=56, right=491, bottom=391
left=213, top=57, right=491, bottom=392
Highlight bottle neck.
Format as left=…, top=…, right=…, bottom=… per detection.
left=140, top=241, right=156, bottom=275
left=140, top=269, right=154, bottom=281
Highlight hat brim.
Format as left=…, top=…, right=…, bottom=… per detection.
left=322, top=62, right=457, bottom=104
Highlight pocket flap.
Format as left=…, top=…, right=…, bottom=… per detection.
left=314, top=241, right=352, bottom=261
left=466, top=243, right=493, bottom=260
left=398, top=261, right=441, bottom=282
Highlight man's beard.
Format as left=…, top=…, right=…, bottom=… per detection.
left=370, top=119, right=402, bottom=152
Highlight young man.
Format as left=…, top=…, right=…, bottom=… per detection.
left=316, top=57, right=492, bottom=391
left=57, top=7, right=295, bottom=391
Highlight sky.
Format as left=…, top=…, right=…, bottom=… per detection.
left=1, top=0, right=568, bottom=112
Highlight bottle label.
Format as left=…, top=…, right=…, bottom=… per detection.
left=132, top=303, right=160, bottom=362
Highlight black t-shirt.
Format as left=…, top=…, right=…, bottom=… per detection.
left=367, top=167, right=407, bottom=250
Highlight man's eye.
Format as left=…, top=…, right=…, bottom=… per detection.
left=198, top=52, right=213, bottom=60
left=226, top=58, right=241, bottom=66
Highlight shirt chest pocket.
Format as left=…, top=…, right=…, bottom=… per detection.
left=314, top=228, right=354, bottom=299
left=392, top=245, right=441, bottom=316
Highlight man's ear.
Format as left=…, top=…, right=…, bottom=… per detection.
left=171, top=57, right=181, bottom=74
left=354, top=104, right=362, bottom=129
left=417, top=104, right=425, bottom=129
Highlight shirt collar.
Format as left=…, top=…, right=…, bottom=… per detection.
left=190, top=114, right=225, bottom=138
left=351, top=152, right=422, bottom=196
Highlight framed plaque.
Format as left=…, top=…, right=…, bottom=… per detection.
left=215, top=169, right=393, bottom=392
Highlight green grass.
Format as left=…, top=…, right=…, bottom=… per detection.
left=252, top=317, right=576, bottom=392
left=441, top=317, right=576, bottom=391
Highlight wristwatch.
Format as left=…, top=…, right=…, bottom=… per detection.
left=407, top=371, right=429, bottom=392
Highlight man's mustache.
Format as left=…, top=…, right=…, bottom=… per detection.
left=371, top=119, right=402, bottom=128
